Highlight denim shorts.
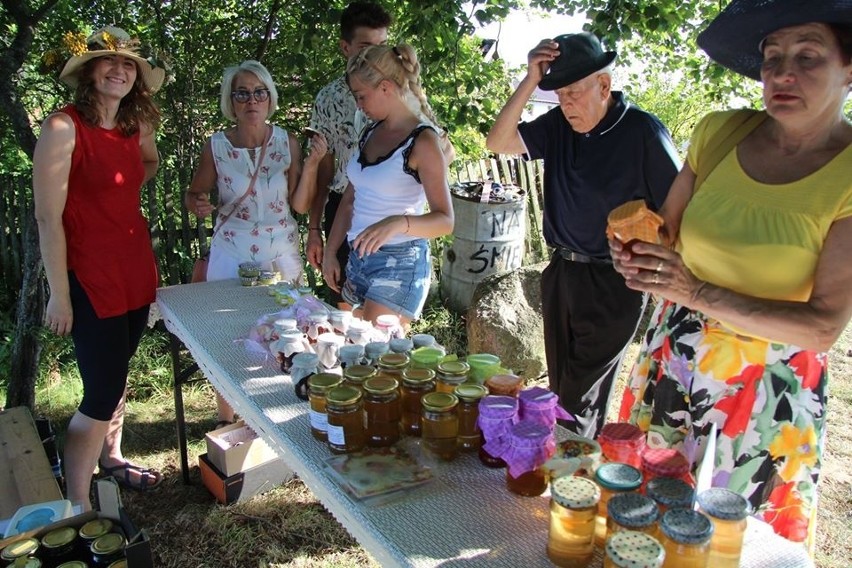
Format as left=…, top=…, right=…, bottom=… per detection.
left=342, top=239, right=431, bottom=320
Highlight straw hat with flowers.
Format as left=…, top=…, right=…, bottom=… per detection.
left=43, top=26, right=167, bottom=93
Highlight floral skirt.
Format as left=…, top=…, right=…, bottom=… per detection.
left=618, top=299, right=827, bottom=544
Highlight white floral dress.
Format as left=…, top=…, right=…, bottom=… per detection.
left=206, top=125, right=302, bottom=282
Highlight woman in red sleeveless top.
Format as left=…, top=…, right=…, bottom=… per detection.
left=33, top=26, right=167, bottom=511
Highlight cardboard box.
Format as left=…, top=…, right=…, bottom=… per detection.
left=0, top=478, right=153, bottom=567
left=0, top=407, right=64, bottom=520
left=199, top=452, right=293, bottom=505
left=205, top=420, right=279, bottom=476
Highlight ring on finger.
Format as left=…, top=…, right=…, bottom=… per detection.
left=653, top=273, right=660, bottom=285
left=655, top=260, right=664, bottom=273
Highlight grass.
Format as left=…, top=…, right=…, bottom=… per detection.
left=3, top=295, right=852, bottom=567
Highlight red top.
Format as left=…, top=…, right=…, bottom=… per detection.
left=62, top=105, right=158, bottom=318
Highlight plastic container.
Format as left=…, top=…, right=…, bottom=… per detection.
left=307, top=373, right=344, bottom=441
left=326, top=385, right=366, bottom=453
left=598, top=422, right=646, bottom=469
left=477, top=395, right=519, bottom=468
left=696, top=488, right=750, bottom=568
left=607, top=492, right=660, bottom=539
left=436, top=360, right=471, bottom=393
left=421, top=392, right=459, bottom=461
left=658, top=509, right=714, bottom=568
left=547, top=475, right=600, bottom=567
left=594, top=462, right=643, bottom=546
left=504, top=421, right=555, bottom=497
left=400, top=367, right=436, bottom=436
left=363, top=376, right=402, bottom=447
left=454, top=384, right=488, bottom=451
left=604, top=530, right=666, bottom=568
left=646, top=477, right=695, bottom=513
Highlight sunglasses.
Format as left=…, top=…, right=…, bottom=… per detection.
left=231, top=88, right=270, bottom=103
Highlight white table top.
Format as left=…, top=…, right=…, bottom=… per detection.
left=156, top=279, right=813, bottom=568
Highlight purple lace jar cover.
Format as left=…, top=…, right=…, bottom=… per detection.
left=477, top=396, right=520, bottom=459
left=503, top=421, right=556, bottom=478
left=518, top=386, right=573, bottom=427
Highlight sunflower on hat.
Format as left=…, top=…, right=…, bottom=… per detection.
left=42, top=26, right=170, bottom=93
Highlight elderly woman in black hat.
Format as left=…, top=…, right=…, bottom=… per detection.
left=611, top=0, right=852, bottom=545
left=34, top=26, right=167, bottom=509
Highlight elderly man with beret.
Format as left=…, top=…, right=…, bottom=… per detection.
left=487, top=33, right=680, bottom=438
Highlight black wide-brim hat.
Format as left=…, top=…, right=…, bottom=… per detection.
left=697, top=0, right=852, bottom=81
left=539, top=32, right=617, bottom=91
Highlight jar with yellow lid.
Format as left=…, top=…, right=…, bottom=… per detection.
left=547, top=475, right=600, bottom=567
left=594, top=462, right=643, bottom=546
left=646, top=477, right=695, bottom=514
left=79, top=518, right=113, bottom=548
left=106, top=560, right=127, bottom=568
left=363, top=376, right=402, bottom=447
left=342, top=364, right=376, bottom=392
left=307, top=373, right=343, bottom=442
left=435, top=361, right=470, bottom=393
left=41, top=526, right=78, bottom=566
left=658, top=509, right=713, bottom=568
left=326, top=385, right=366, bottom=453
left=400, top=367, right=436, bottom=436
left=604, top=530, right=665, bottom=568
left=57, top=561, right=88, bottom=568
left=696, top=488, right=750, bottom=568
left=13, top=558, right=43, bottom=568
left=454, top=384, right=488, bottom=451
left=421, top=392, right=459, bottom=461
left=607, top=492, right=660, bottom=540
left=1, top=538, right=39, bottom=564
left=376, top=353, right=409, bottom=379
left=89, top=532, right=125, bottom=566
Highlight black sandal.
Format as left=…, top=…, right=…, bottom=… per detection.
left=213, top=419, right=236, bottom=430
left=98, top=461, right=163, bottom=492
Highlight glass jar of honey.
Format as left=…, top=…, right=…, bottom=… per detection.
left=90, top=532, right=126, bottom=566
left=594, top=462, right=643, bottom=546
left=604, top=530, right=665, bottom=568
left=307, top=373, right=343, bottom=442
left=518, top=386, right=572, bottom=429
left=454, top=384, right=488, bottom=452
left=377, top=353, right=409, bottom=379
left=343, top=364, right=377, bottom=393
left=658, top=509, right=714, bottom=568
left=646, top=477, right=695, bottom=514
left=641, top=448, right=692, bottom=490
left=477, top=395, right=519, bottom=468
left=696, top=488, right=750, bottom=568
left=326, top=385, right=366, bottom=454
left=607, top=492, right=660, bottom=539
left=79, top=518, right=114, bottom=552
left=504, top=421, right=555, bottom=497
left=484, top=373, right=524, bottom=397
left=1, top=538, right=39, bottom=565
left=421, top=392, right=459, bottom=461
left=598, top=422, right=646, bottom=469
left=363, top=376, right=402, bottom=447
left=400, top=367, right=436, bottom=436
left=41, top=526, right=78, bottom=566
left=547, top=475, right=600, bottom=567
left=435, top=360, right=470, bottom=393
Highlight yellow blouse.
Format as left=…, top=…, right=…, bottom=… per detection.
left=678, top=110, right=852, bottom=305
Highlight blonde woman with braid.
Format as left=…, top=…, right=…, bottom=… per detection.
left=322, top=43, right=453, bottom=326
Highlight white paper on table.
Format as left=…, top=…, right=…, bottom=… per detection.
left=694, top=422, right=718, bottom=506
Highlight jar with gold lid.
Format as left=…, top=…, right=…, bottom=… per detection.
left=363, top=376, right=401, bottom=447
left=658, top=509, right=713, bottom=568
left=376, top=353, right=409, bottom=379
left=41, top=526, right=77, bottom=566
left=604, top=530, right=665, bottom=568
left=1, top=538, right=39, bottom=564
left=594, top=462, right=643, bottom=546
left=89, top=532, right=125, bottom=566
left=58, top=561, right=88, bottom=568
left=421, top=392, right=459, bottom=461
left=547, top=475, right=600, bottom=567
left=106, top=560, right=127, bottom=568
left=454, top=384, right=488, bottom=451
left=696, top=488, right=750, bottom=568
left=400, top=367, right=436, bottom=436
left=343, top=364, right=376, bottom=392
left=607, top=492, right=660, bottom=540
left=435, top=360, right=470, bottom=393
left=326, top=385, right=366, bottom=453
left=14, top=558, right=43, bottom=568
left=307, top=373, right=343, bottom=441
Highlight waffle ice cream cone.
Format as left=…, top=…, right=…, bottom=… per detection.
left=606, top=200, right=664, bottom=244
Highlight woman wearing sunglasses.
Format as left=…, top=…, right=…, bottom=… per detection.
left=185, top=60, right=327, bottom=427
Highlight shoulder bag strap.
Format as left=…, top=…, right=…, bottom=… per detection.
left=694, top=110, right=768, bottom=192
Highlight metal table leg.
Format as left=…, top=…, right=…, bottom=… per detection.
left=169, top=331, right=200, bottom=484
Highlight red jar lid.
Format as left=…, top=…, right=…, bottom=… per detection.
left=599, top=422, right=645, bottom=447
left=642, top=448, right=690, bottom=476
